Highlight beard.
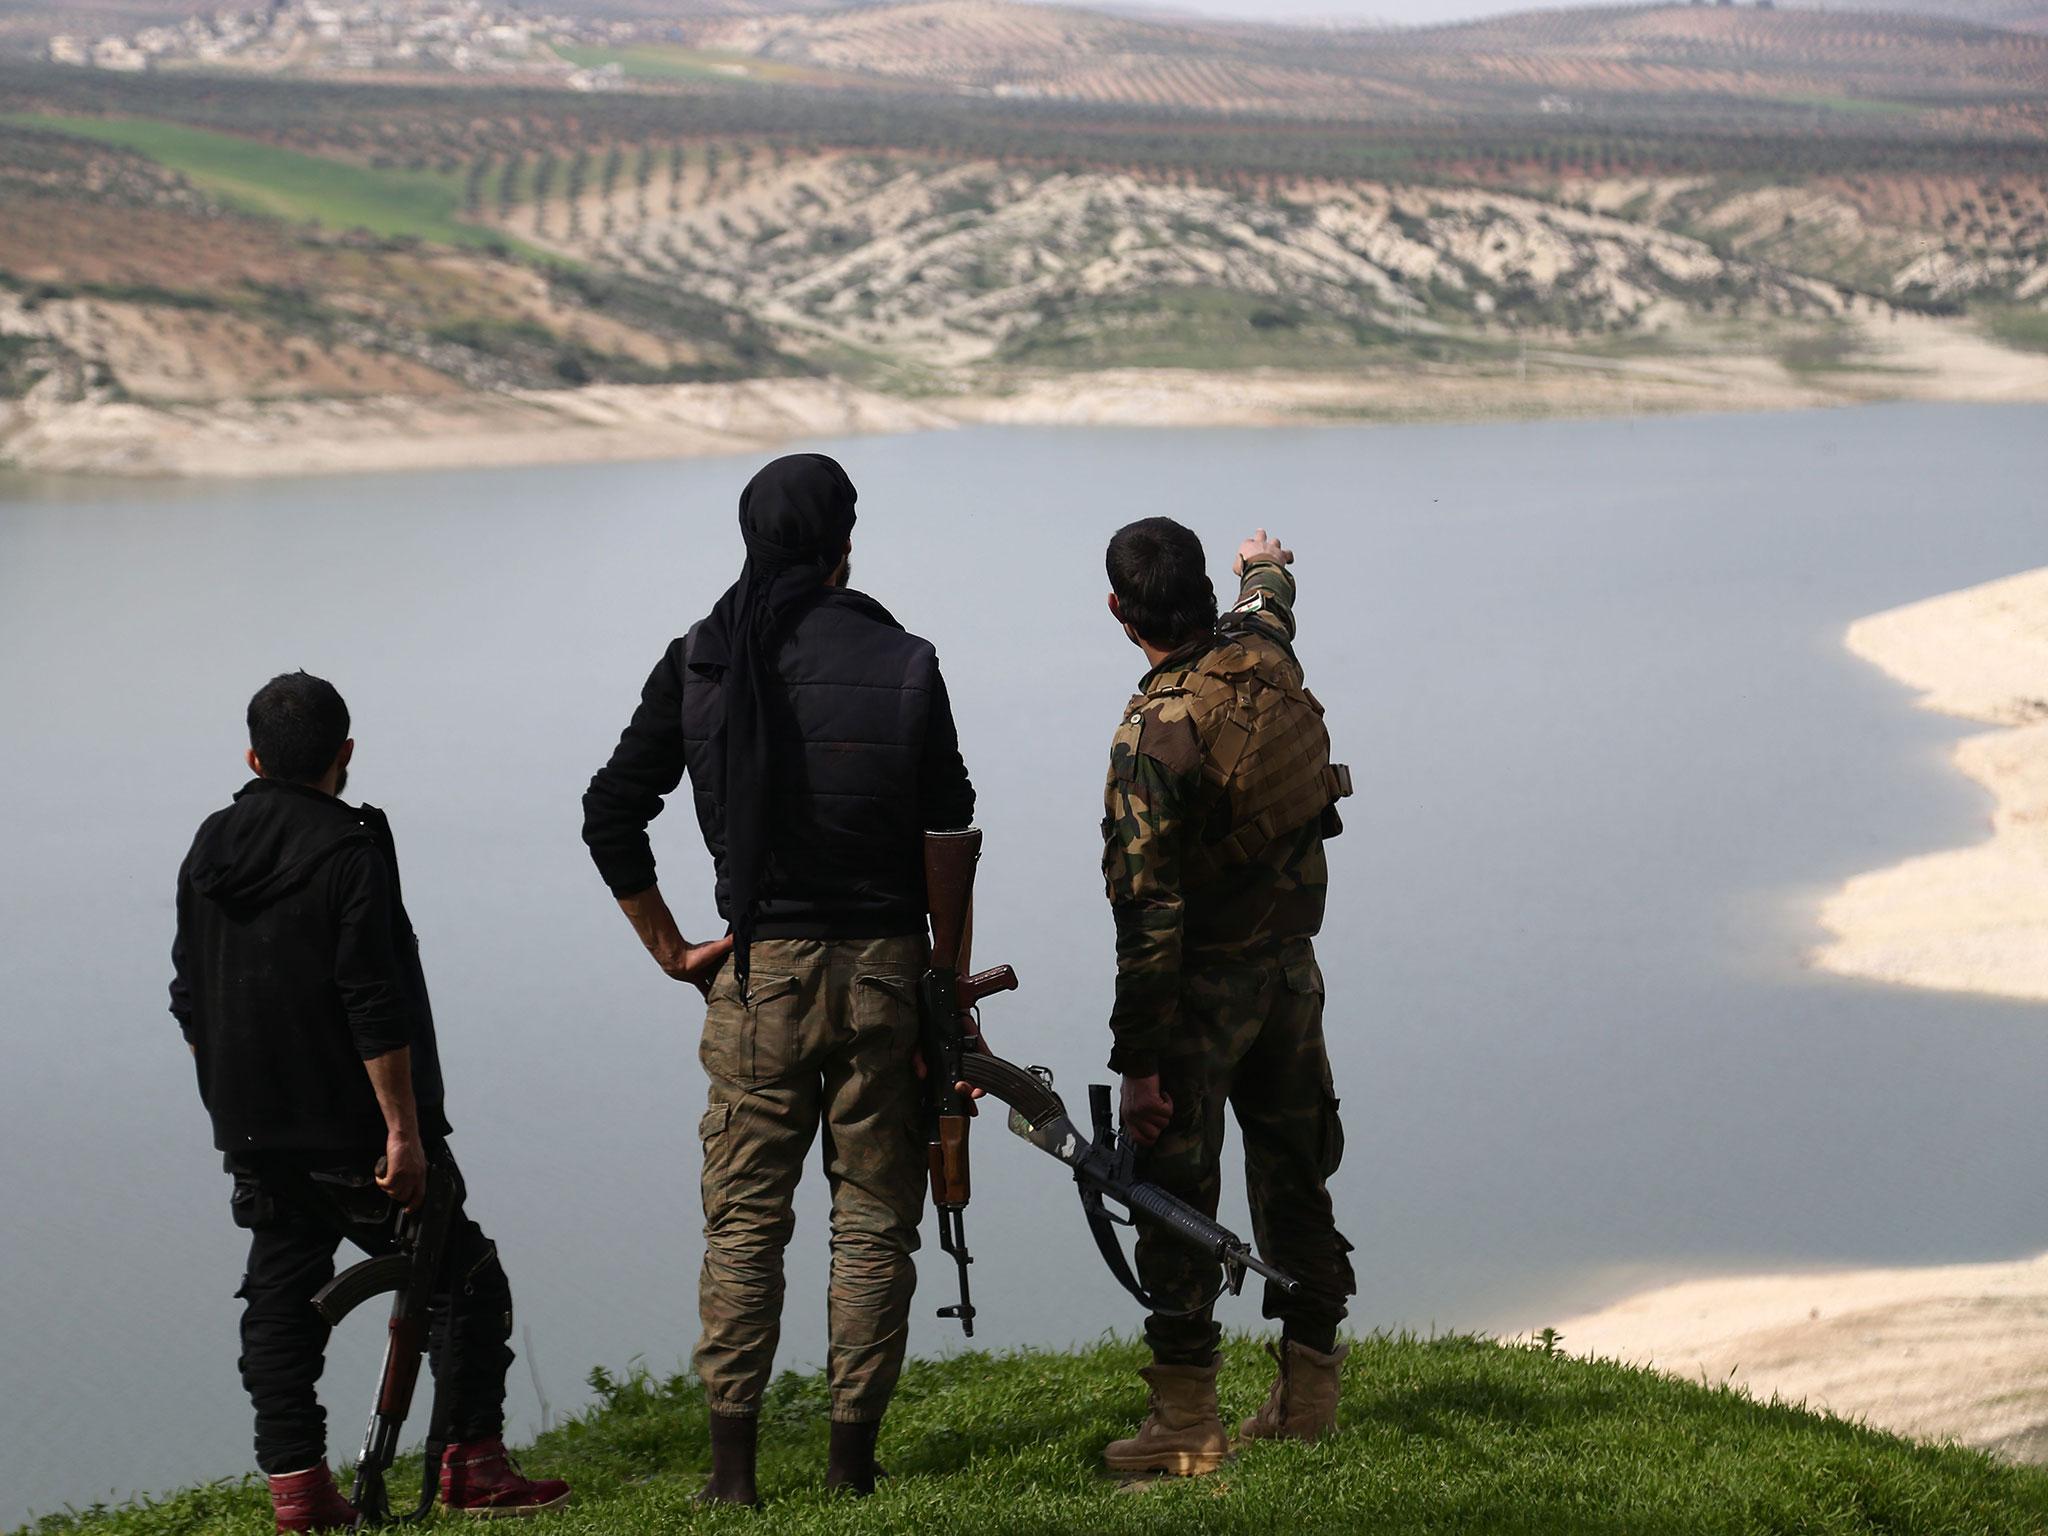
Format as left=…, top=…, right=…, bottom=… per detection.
left=831, top=557, right=851, bottom=590
left=332, top=764, right=349, bottom=798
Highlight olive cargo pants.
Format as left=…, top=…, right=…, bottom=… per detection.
left=693, top=935, right=927, bottom=1423
left=1135, top=942, right=1356, bottom=1365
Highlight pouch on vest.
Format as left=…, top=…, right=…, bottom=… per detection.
left=1193, top=647, right=1351, bottom=864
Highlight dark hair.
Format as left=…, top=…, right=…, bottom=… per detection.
left=247, top=672, right=350, bottom=784
left=1106, top=518, right=1217, bottom=648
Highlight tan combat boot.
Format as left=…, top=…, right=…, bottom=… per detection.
left=1102, top=1358, right=1230, bottom=1477
left=1237, top=1338, right=1349, bottom=1446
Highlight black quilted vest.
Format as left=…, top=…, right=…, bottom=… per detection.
left=680, top=587, right=943, bottom=939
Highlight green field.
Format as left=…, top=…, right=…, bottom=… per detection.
left=19, top=1333, right=2048, bottom=1536
left=8, top=114, right=514, bottom=250
left=555, top=43, right=853, bottom=88
left=1777, top=94, right=1925, bottom=118
left=1000, top=285, right=1485, bottom=372
left=1978, top=302, right=2048, bottom=355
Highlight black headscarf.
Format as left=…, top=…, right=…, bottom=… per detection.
left=696, top=453, right=858, bottom=992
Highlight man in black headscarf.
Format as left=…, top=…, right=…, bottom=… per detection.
left=582, top=453, right=975, bottom=1503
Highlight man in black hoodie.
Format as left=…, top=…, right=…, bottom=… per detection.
left=170, top=672, right=569, bottom=1533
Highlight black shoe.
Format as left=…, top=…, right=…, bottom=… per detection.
left=824, top=1419, right=882, bottom=1497
left=697, top=1413, right=760, bottom=1507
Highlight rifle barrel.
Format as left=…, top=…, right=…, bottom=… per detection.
left=1235, top=1247, right=1304, bottom=1296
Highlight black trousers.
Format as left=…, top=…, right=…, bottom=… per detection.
left=227, top=1145, right=515, bottom=1475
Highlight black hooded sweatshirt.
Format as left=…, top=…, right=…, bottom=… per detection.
left=169, top=778, right=449, bottom=1152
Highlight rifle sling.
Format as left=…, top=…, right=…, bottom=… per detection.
left=1077, top=1181, right=1229, bottom=1320
left=963, top=1046, right=1243, bottom=1319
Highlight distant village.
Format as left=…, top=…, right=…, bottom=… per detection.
left=45, top=0, right=634, bottom=88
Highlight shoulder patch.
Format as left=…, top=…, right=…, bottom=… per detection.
left=1137, top=707, right=1204, bottom=777
left=1232, top=592, right=1266, bottom=614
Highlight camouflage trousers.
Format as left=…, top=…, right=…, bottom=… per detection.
left=693, top=935, right=927, bottom=1423
left=1135, top=941, right=1356, bottom=1365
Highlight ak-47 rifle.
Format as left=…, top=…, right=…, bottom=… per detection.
left=309, top=1158, right=459, bottom=1527
left=920, top=830, right=1298, bottom=1329
left=920, top=828, right=1019, bottom=1336
left=961, top=1057, right=1300, bottom=1314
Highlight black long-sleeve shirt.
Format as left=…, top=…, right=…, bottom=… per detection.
left=583, top=586, right=974, bottom=938
left=171, top=779, right=449, bottom=1151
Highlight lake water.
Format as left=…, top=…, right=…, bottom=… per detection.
left=2, top=403, right=2045, bottom=1525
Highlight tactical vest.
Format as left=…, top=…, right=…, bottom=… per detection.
left=1135, top=618, right=1352, bottom=871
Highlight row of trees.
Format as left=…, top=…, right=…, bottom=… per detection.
left=9, top=59, right=2046, bottom=192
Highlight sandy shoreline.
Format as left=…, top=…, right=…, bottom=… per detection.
left=0, top=378, right=955, bottom=481
left=1814, top=565, right=2048, bottom=1002
left=1550, top=564, right=2048, bottom=1458
left=6, top=312, right=2048, bottom=480
left=1553, top=1252, right=2048, bottom=1459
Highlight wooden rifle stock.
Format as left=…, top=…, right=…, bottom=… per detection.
left=920, top=828, right=1018, bottom=1336
left=924, top=829, right=980, bottom=973
left=929, top=1115, right=971, bottom=1205
left=923, top=829, right=979, bottom=1219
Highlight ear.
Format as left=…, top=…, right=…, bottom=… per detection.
left=337, top=739, right=355, bottom=771
left=245, top=748, right=263, bottom=778
left=1108, top=592, right=1142, bottom=646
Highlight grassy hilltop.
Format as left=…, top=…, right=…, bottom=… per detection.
left=19, top=1334, right=2048, bottom=1536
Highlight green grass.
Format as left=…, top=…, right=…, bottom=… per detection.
left=1000, top=285, right=1436, bottom=372
left=1977, top=303, right=2048, bottom=355
left=1776, top=94, right=1925, bottom=118
left=5, top=114, right=523, bottom=252
left=1778, top=328, right=1872, bottom=376
left=19, top=1333, right=2048, bottom=1535
left=0, top=334, right=45, bottom=398
left=553, top=44, right=853, bottom=88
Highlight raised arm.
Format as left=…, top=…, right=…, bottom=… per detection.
left=1228, top=527, right=1298, bottom=644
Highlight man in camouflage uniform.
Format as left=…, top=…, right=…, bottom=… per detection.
left=1098, top=519, right=1356, bottom=1477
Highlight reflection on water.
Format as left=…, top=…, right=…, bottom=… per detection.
left=2, top=403, right=2045, bottom=1523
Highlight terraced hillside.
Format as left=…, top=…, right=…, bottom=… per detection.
left=19, top=0, right=2048, bottom=128
left=0, top=120, right=805, bottom=411
left=487, top=144, right=1867, bottom=376
left=2, top=0, right=2047, bottom=471
left=686, top=0, right=1421, bottom=115
left=663, top=0, right=2048, bottom=120
left=1788, top=0, right=2048, bottom=33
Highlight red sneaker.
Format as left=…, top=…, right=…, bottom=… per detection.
left=267, top=1462, right=358, bottom=1534
left=439, top=1437, right=571, bottom=1519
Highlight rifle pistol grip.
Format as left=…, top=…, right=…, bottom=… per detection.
left=957, top=965, right=1018, bottom=1009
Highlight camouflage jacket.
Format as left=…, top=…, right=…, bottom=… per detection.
left=1101, top=561, right=1330, bottom=1076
